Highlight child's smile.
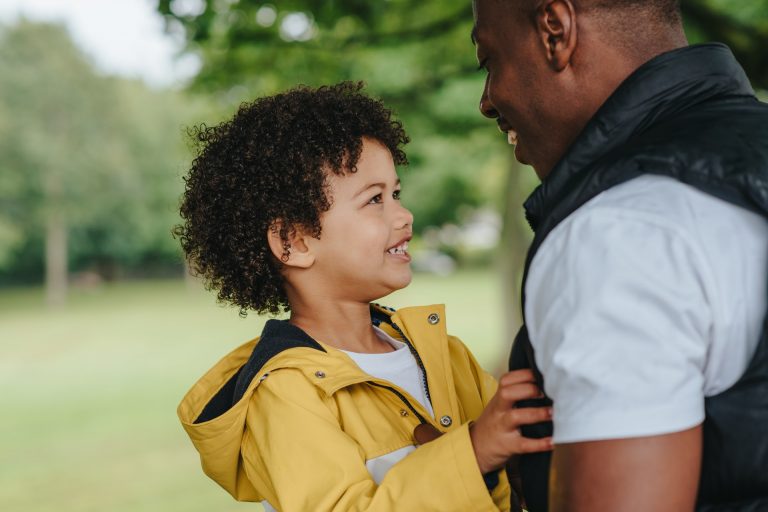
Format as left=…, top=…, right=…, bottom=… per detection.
left=386, top=237, right=411, bottom=260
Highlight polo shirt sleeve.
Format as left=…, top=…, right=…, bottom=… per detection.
left=525, top=206, right=714, bottom=443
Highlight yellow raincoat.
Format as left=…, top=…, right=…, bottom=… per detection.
left=178, top=304, right=510, bottom=511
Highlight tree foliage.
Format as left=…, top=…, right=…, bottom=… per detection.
left=0, top=21, right=204, bottom=288
left=155, top=0, right=767, bottom=335
left=158, top=0, right=505, bottom=235
left=682, top=0, right=768, bottom=87
left=157, top=0, right=768, bottom=236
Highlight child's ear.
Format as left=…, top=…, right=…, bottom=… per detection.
left=267, top=221, right=315, bottom=269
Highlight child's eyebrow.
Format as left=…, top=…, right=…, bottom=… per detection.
left=353, top=179, right=401, bottom=198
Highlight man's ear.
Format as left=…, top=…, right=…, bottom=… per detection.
left=536, top=0, right=577, bottom=71
left=267, top=221, right=315, bottom=269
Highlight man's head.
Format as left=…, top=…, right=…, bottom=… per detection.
left=472, top=0, right=686, bottom=178
left=175, top=82, right=410, bottom=315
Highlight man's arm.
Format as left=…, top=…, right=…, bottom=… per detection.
left=549, top=425, right=702, bottom=512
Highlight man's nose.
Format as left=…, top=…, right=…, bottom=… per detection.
left=479, top=82, right=499, bottom=119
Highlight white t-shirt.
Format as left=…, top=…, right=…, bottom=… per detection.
left=525, top=174, right=768, bottom=444
left=341, top=326, right=434, bottom=483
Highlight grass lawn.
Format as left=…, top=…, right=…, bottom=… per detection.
left=0, top=270, right=509, bottom=511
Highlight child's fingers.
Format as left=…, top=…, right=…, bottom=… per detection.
left=498, top=382, right=544, bottom=404
left=498, top=369, right=537, bottom=386
left=506, top=406, right=553, bottom=427
left=516, top=436, right=554, bottom=454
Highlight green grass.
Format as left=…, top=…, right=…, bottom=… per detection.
left=0, top=271, right=507, bottom=511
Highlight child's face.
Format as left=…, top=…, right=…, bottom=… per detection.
left=308, top=137, right=413, bottom=303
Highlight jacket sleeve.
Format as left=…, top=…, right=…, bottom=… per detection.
left=446, top=334, right=510, bottom=508
left=241, top=368, right=505, bottom=512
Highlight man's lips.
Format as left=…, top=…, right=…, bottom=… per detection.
left=497, top=121, right=518, bottom=145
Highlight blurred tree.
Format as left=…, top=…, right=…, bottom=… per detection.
left=158, top=0, right=766, bottom=340
left=65, top=78, right=208, bottom=280
left=682, top=0, right=768, bottom=87
left=0, top=21, right=114, bottom=305
left=157, top=0, right=500, bottom=235
left=0, top=21, right=205, bottom=302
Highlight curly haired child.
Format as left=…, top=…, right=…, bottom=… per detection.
left=175, top=82, right=552, bottom=512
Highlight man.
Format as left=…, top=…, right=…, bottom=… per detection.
left=471, top=0, right=768, bottom=510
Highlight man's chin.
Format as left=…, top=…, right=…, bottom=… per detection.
left=513, top=141, right=530, bottom=166
left=512, top=141, right=548, bottom=178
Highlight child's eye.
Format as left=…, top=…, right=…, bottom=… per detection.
left=368, top=193, right=383, bottom=205
left=393, top=189, right=401, bottom=200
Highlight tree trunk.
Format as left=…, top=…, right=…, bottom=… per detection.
left=45, top=208, right=67, bottom=307
left=497, top=158, right=534, bottom=372
left=44, top=165, right=67, bottom=308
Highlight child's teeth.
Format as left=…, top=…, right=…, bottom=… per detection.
left=507, top=130, right=518, bottom=145
left=388, top=241, right=409, bottom=255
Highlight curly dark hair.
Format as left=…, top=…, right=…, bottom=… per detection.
left=174, top=82, right=409, bottom=316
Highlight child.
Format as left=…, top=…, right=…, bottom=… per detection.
left=175, top=82, right=552, bottom=512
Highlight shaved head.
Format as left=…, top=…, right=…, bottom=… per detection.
left=575, top=0, right=683, bottom=59
left=472, top=0, right=687, bottom=176
left=477, top=0, right=681, bottom=27
left=473, top=0, right=683, bottom=57
left=580, top=0, right=681, bottom=24
left=486, top=0, right=680, bottom=19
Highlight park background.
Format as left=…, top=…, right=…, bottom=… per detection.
left=0, top=1, right=766, bottom=510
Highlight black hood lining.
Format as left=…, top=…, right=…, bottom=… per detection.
left=194, top=306, right=396, bottom=424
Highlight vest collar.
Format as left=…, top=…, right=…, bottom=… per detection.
left=523, top=43, right=755, bottom=232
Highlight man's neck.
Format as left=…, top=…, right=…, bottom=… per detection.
left=537, top=29, right=688, bottom=179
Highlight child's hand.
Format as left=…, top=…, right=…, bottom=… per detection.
left=470, top=369, right=554, bottom=474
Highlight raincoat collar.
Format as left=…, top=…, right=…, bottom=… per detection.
left=195, top=304, right=406, bottom=423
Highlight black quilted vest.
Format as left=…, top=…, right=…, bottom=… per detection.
left=509, top=44, right=768, bottom=512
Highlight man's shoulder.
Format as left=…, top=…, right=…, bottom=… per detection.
left=529, top=173, right=767, bottom=294
left=568, top=174, right=763, bottom=233
left=594, top=96, right=768, bottom=213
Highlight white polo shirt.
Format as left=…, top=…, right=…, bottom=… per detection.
left=525, top=174, right=768, bottom=444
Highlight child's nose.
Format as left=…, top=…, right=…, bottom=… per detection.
left=395, top=203, right=414, bottom=230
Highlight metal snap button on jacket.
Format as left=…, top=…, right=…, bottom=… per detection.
left=400, top=409, right=409, bottom=417
left=427, top=313, right=440, bottom=325
left=314, top=371, right=326, bottom=379
left=439, top=415, right=452, bottom=427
